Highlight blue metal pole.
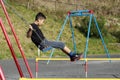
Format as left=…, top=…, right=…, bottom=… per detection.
left=84, top=14, right=93, bottom=59
left=93, top=15, right=111, bottom=59
left=56, top=15, right=69, bottom=41
left=71, top=10, right=89, bottom=13
left=69, top=16, right=77, bottom=53
left=47, top=15, right=69, bottom=64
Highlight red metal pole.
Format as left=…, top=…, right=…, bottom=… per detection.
left=35, top=61, right=38, bottom=78
left=0, top=19, right=24, bottom=77
left=0, top=0, right=33, bottom=78
left=84, top=60, right=88, bottom=78
left=0, top=66, right=6, bottom=80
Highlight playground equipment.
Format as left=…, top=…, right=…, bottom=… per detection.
left=35, top=57, right=120, bottom=78
left=36, top=58, right=86, bottom=78
left=2, top=0, right=111, bottom=62
left=46, top=10, right=111, bottom=64
left=0, top=0, right=33, bottom=78
left=34, top=9, right=114, bottom=79
left=4, top=1, right=110, bottom=64
left=0, top=66, right=6, bottom=80
left=0, top=0, right=120, bottom=80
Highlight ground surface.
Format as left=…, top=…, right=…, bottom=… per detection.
left=0, top=54, right=120, bottom=80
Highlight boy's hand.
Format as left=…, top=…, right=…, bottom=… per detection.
left=29, top=25, right=33, bottom=30
left=27, top=25, right=33, bottom=38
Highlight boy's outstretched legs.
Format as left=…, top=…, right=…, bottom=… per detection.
left=41, top=39, right=83, bottom=62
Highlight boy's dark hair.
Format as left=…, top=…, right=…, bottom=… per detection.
left=35, top=12, right=46, bottom=21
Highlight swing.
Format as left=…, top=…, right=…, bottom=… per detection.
left=32, top=29, right=53, bottom=53
left=38, top=45, right=53, bottom=52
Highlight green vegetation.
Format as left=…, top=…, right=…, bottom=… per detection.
left=77, top=16, right=107, bottom=38
left=0, top=0, right=120, bottom=59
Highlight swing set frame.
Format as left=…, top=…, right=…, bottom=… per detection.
left=46, top=10, right=111, bottom=64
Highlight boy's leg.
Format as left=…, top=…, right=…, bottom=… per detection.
left=43, top=39, right=82, bottom=61
left=62, top=46, right=71, bottom=54
left=43, top=39, right=71, bottom=54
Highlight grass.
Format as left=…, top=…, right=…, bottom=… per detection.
left=0, top=1, right=120, bottom=60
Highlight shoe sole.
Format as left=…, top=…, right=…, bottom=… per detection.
left=71, top=53, right=83, bottom=62
left=76, top=53, right=83, bottom=61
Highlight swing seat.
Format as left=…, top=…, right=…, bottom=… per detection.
left=37, top=45, right=53, bottom=57
left=41, top=46, right=53, bottom=52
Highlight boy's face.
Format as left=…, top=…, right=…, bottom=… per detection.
left=37, top=19, right=45, bottom=26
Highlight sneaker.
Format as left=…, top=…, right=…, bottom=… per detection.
left=70, top=53, right=83, bottom=62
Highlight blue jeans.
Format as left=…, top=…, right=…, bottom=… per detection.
left=39, top=39, right=65, bottom=50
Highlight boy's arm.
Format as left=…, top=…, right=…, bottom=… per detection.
left=26, top=25, right=33, bottom=38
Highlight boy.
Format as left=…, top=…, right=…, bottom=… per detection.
left=27, top=12, right=82, bottom=62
